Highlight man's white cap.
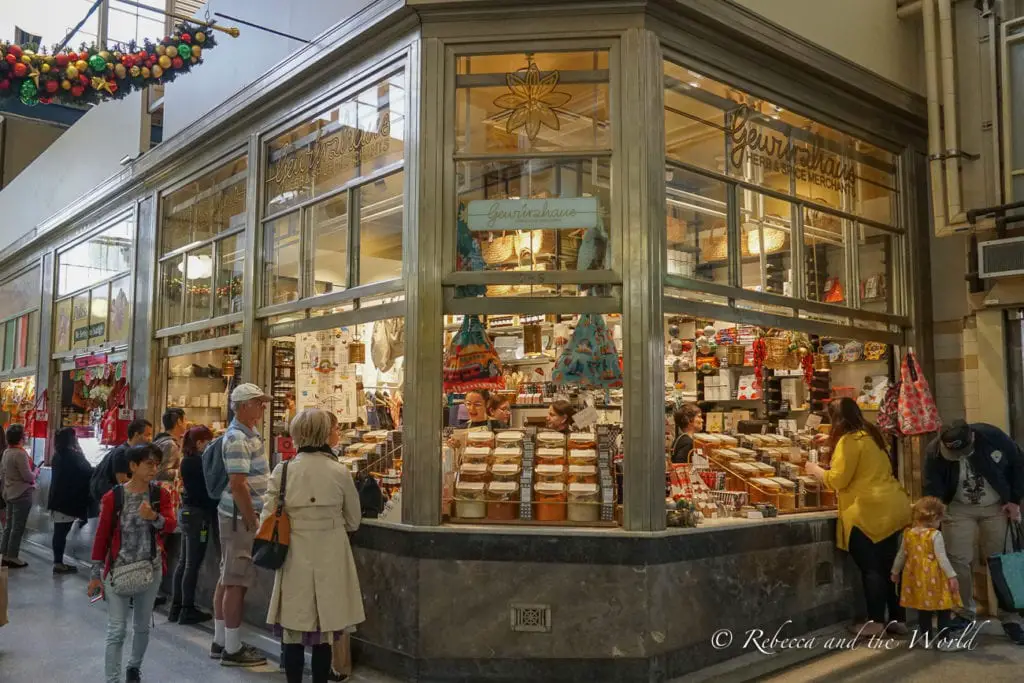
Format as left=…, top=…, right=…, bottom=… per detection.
left=230, top=383, right=271, bottom=403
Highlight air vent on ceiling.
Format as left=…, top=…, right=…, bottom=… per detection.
left=979, top=236, right=1024, bottom=278
left=510, top=603, right=551, bottom=633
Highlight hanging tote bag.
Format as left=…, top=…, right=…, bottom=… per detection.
left=25, top=390, right=48, bottom=439
left=897, top=351, right=941, bottom=435
left=876, top=381, right=902, bottom=436
left=106, top=485, right=160, bottom=597
left=988, top=522, right=1024, bottom=611
left=442, top=315, right=505, bottom=393
left=252, top=460, right=291, bottom=570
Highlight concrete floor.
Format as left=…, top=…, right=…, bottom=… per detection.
left=0, top=544, right=397, bottom=683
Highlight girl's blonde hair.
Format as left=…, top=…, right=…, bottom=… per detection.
left=912, top=496, right=946, bottom=525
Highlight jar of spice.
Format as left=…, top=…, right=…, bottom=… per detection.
left=534, top=482, right=566, bottom=522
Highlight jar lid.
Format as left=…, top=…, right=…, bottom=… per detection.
left=537, top=432, right=566, bottom=445
left=493, top=447, right=522, bottom=457
left=456, top=481, right=485, bottom=491
left=535, top=464, right=565, bottom=475
left=569, top=433, right=596, bottom=443
left=490, top=463, right=521, bottom=475
left=568, top=482, right=600, bottom=494
left=537, top=448, right=565, bottom=457
left=460, top=463, right=488, bottom=474
left=534, top=482, right=565, bottom=493
left=496, top=431, right=524, bottom=443
left=488, top=481, right=519, bottom=493
left=568, top=465, right=597, bottom=475
left=464, top=447, right=492, bottom=457
left=569, top=449, right=597, bottom=459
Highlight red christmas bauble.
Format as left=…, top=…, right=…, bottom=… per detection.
left=79, top=74, right=89, bottom=85
left=8, top=45, right=22, bottom=59
left=12, top=62, right=27, bottom=77
left=0, top=79, right=10, bottom=91
left=45, top=79, right=58, bottom=93
left=172, top=56, right=184, bottom=69
left=39, top=96, right=52, bottom=104
left=71, top=85, right=84, bottom=96
left=108, top=81, right=118, bottom=93
left=181, top=33, right=192, bottom=43
left=4, top=54, right=15, bottom=65
left=55, top=54, right=69, bottom=67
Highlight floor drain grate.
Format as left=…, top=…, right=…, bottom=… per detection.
left=510, top=604, right=551, bottom=633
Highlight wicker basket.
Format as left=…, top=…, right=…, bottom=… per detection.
left=763, top=333, right=792, bottom=370
left=726, top=345, right=746, bottom=367
left=813, top=353, right=831, bottom=371
left=699, top=225, right=728, bottom=263
left=480, top=233, right=518, bottom=266
left=348, top=341, right=366, bottom=364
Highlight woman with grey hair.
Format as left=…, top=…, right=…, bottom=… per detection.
left=261, top=408, right=364, bottom=683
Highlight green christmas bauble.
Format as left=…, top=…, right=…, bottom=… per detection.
left=19, top=80, right=38, bottom=106
left=178, top=44, right=191, bottom=60
left=88, top=54, right=107, bottom=72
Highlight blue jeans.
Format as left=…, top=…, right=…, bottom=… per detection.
left=104, top=568, right=162, bottom=682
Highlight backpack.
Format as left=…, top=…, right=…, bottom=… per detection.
left=90, top=445, right=125, bottom=505
left=355, top=472, right=384, bottom=518
left=201, top=435, right=228, bottom=501
left=110, top=482, right=163, bottom=553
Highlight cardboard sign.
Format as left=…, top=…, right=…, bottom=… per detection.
left=573, top=405, right=599, bottom=429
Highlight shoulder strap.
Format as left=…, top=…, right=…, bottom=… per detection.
left=275, top=460, right=289, bottom=518
left=149, top=483, right=160, bottom=560
left=107, top=485, right=124, bottom=566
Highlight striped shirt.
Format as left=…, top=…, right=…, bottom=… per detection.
left=218, top=419, right=269, bottom=518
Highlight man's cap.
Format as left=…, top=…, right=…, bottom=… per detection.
left=230, top=383, right=271, bottom=403
left=939, top=420, right=974, bottom=460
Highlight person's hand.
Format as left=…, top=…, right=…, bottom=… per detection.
left=805, top=462, right=824, bottom=478
left=244, top=513, right=259, bottom=532
left=138, top=501, right=157, bottom=521
left=890, top=573, right=900, bottom=585
left=87, top=579, right=103, bottom=597
left=948, top=577, right=960, bottom=595
left=1002, top=502, right=1021, bottom=522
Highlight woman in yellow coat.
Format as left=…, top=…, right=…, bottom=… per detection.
left=261, top=409, right=365, bottom=683
left=806, top=397, right=911, bottom=637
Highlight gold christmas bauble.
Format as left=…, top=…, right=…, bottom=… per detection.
left=156, top=45, right=167, bottom=56
left=191, top=45, right=201, bottom=57
left=129, top=65, right=140, bottom=78
left=158, top=55, right=171, bottom=69
left=114, top=64, right=126, bottom=79
left=20, top=55, right=31, bottom=64
left=141, top=66, right=150, bottom=78
left=65, top=65, right=79, bottom=79
left=61, top=79, right=71, bottom=90
left=99, top=50, right=111, bottom=60
left=152, top=65, right=163, bottom=78
left=41, top=63, right=50, bottom=73
left=195, top=32, right=206, bottom=44
left=75, top=59, right=88, bottom=72
left=190, top=56, right=197, bottom=64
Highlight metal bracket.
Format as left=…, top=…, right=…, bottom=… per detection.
left=929, top=149, right=982, bottom=162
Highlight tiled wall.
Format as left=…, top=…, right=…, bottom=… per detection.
left=932, top=317, right=975, bottom=423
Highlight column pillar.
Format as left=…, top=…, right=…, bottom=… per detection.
left=402, top=37, right=446, bottom=525
left=620, top=29, right=666, bottom=531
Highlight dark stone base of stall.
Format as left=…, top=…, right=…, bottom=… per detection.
left=26, top=474, right=855, bottom=682
left=348, top=516, right=855, bottom=682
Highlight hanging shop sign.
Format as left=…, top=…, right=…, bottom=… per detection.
left=466, top=197, right=599, bottom=232
left=73, top=323, right=106, bottom=343
left=75, top=353, right=108, bottom=369
left=727, top=104, right=857, bottom=196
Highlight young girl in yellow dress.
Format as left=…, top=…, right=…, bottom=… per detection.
left=891, top=497, right=962, bottom=642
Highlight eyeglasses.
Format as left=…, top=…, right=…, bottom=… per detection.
left=465, top=401, right=485, bottom=409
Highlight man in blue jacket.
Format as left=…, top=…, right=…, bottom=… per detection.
left=924, top=420, right=1024, bottom=644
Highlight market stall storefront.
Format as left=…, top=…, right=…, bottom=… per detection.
left=0, top=265, right=43, bottom=459
left=50, top=214, right=136, bottom=464
left=6, top=4, right=931, bottom=681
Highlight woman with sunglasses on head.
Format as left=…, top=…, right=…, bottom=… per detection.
left=89, top=444, right=177, bottom=683
left=169, top=425, right=216, bottom=625
left=805, top=397, right=910, bottom=638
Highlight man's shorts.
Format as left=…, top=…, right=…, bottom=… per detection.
left=218, top=513, right=257, bottom=588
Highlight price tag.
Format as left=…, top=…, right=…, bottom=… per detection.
left=808, top=449, right=819, bottom=464
left=805, top=414, right=822, bottom=430
left=118, top=408, right=133, bottom=420
left=573, top=405, right=599, bottom=428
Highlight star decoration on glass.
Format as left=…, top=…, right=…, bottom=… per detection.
left=492, top=55, right=572, bottom=141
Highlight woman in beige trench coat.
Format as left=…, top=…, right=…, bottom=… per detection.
left=261, top=408, right=365, bottom=683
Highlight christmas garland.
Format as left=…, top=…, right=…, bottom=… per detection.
left=0, top=21, right=219, bottom=106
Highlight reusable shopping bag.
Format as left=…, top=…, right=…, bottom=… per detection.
left=443, top=315, right=505, bottom=393
left=897, top=351, right=941, bottom=435
left=876, top=381, right=902, bottom=436
left=989, top=522, right=1024, bottom=611
left=252, top=460, right=291, bottom=571
left=551, top=314, right=622, bottom=388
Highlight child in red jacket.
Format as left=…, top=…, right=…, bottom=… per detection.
left=88, top=444, right=177, bottom=683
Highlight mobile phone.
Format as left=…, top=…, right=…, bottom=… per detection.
left=90, top=589, right=104, bottom=604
